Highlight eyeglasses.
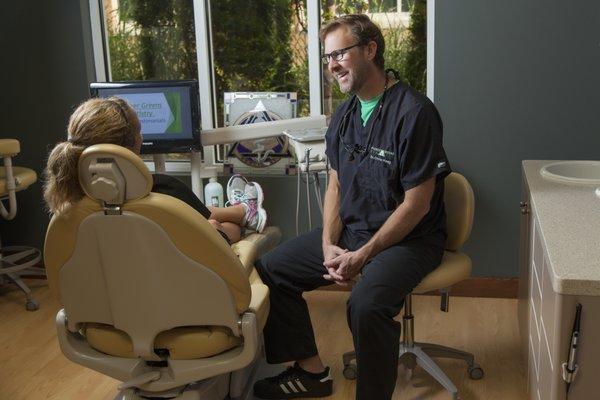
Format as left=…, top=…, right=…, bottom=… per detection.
left=321, top=43, right=362, bottom=65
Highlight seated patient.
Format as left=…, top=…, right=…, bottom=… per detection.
left=43, top=97, right=267, bottom=244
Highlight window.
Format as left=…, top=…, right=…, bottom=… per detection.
left=208, top=1, right=310, bottom=169
left=320, top=0, right=426, bottom=118
left=209, top=0, right=310, bottom=126
left=102, top=0, right=197, bottom=82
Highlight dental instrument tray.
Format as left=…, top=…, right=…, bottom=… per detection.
left=283, top=127, right=328, bottom=142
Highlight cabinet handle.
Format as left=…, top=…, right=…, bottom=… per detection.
left=520, top=201, right=529, bottom=215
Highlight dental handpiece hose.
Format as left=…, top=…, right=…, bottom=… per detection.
left=565, top=303, right=582, bottom=396
left=305, top=147, right=312, bottom=230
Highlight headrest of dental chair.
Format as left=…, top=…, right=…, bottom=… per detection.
left=78, top=144, right=152, bottom=205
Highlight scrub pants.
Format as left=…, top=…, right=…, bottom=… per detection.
left=255, top=227, right=445, bottom=400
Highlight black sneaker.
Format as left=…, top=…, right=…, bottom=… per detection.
left=254, top=363, right=333, bottom=399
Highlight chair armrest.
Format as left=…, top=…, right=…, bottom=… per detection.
left=0, top=139, right=20, bottom=156
left=231, top=240, right=259, bottom=277
left=249, top=282, right=269, bottom=330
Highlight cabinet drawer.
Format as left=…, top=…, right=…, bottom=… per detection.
left=530, top=302, right=540, bottom=377
left=540, top=253, right=556, bottom=357
left=528, top=334, right=539, bottom=395
left=531, top=261, right=542, bottom=320
left=538, top=327, right=554, bottom=400
left=532, top=218, right=544, bottom=279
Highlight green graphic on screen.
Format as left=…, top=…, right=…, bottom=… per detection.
left=165, top=92, right=182, bottom=134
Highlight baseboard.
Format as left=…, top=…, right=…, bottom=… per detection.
left=319, top=276, right=519, bottom=299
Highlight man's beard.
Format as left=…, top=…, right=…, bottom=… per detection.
left=337, top=64, right=367, bottom=95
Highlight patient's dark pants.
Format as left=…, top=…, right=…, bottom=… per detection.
left=255, top=228, right=444, bottom=400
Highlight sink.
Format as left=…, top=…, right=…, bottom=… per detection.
left=540, top=161, right=600, bottom=185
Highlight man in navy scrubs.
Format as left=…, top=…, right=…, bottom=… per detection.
left=254, top=14, right=451, bottom=400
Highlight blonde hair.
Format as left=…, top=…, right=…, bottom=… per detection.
left=43, top=97, right=141, bottom=214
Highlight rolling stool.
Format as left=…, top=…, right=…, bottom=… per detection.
left=0, top=139, right=44, bottom=311
left=342, top=172, right=483, bottom=399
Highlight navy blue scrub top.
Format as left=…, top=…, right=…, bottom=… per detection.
left=325, top=80, right=451, bottom=247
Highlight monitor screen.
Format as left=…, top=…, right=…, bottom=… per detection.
left=90, top=80, right=200, bottom=154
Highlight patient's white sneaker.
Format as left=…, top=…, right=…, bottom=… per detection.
left=241, top=181, right=267, bottom=233
left=226, top=174, right=248, bottom=206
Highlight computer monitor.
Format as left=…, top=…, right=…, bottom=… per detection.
left=90, top=80, right=200, bottom=154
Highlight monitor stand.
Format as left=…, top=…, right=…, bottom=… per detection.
left=153, top=154, right=166, bottom=174
left=152, top=151, right=218, bottom=204
left=190, top=150, right=204, bottom=203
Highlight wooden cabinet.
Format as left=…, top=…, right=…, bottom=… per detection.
left=518, top=168, right=600, bottom=400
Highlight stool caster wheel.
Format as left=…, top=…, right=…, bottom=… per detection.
left=26, top=299, right=39, bottom=311
left=343, top=364, right=357, bottom=380
left=468, top=364, right=484, bottom=380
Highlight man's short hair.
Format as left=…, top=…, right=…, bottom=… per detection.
left=319, top=14, right=385, bottom=70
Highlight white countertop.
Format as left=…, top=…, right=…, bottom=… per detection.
left=523, top=160, right=600, bottom=296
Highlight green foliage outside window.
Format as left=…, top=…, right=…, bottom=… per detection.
left=107, top=0, right=197, bottom=81
left=384, top=0, right=427, bottom=93
left=322, top=0, right=427, bottom=105
left=105, top=0, right=426, bottom=122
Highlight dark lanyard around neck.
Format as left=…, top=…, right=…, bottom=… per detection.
left=338, top=75, right=389, bottom=162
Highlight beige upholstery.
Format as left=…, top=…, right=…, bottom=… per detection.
left=0, top=139, right=20, bottom=156
left=78, top=144, right=152, bottom=203
left=413, top=172, right=475, bottom=293
left=413, top=251, right=471, bottom=294
left=0, top=167, right=36, bottom=195
left=443, top=172, right=475, bottom=252
left=46, top=144, right=279, bottom=394
left=232, top=227, right=281, bottom=330
left=64, top=224, right=277, bottom=360
left=0, top=138, right=37, bottom=197
left=84, top=324, right=242, bottom=360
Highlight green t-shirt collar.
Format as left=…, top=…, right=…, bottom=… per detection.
left=359, top=93, right=383, bottom=127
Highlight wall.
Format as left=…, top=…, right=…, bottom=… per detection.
left=434, top=0, right=600, bottom=276
left=0, top=1, right=94, bottom=250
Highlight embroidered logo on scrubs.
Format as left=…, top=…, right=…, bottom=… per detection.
left=369, top=147, right=394, bottom=165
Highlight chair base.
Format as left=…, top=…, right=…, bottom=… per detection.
left=112, top=357, right=261, bottom=400
left=342, top=343, right=482, bottom=400
left=0, top=245, right=45, bottom=311
left=341, top=294, right=484, bottom=399
left=115, top=374, right=230, bottom=400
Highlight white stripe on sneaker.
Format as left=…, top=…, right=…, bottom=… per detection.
left=295, top=379, right=308, bottom=392
left=252, top=181, right=264, bottom=208
left=280, top=383, right=290, bottom=394
left=287, top=381, right=299, bottom=393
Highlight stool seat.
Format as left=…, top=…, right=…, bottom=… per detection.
left=0, top=139, right=20, bottom=155
left=0, top=166, right=37, bottom=196
left=413, top=251, right=472, bottom=294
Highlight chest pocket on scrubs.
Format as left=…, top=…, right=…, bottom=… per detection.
left=359, top=147, right=399, bottom=210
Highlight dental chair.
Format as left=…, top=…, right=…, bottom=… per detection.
left=342, top=172, right=482, bottom=400
left=0, top=138, right=44, bottom=311
left=44, top=144, right=281, bottom=400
